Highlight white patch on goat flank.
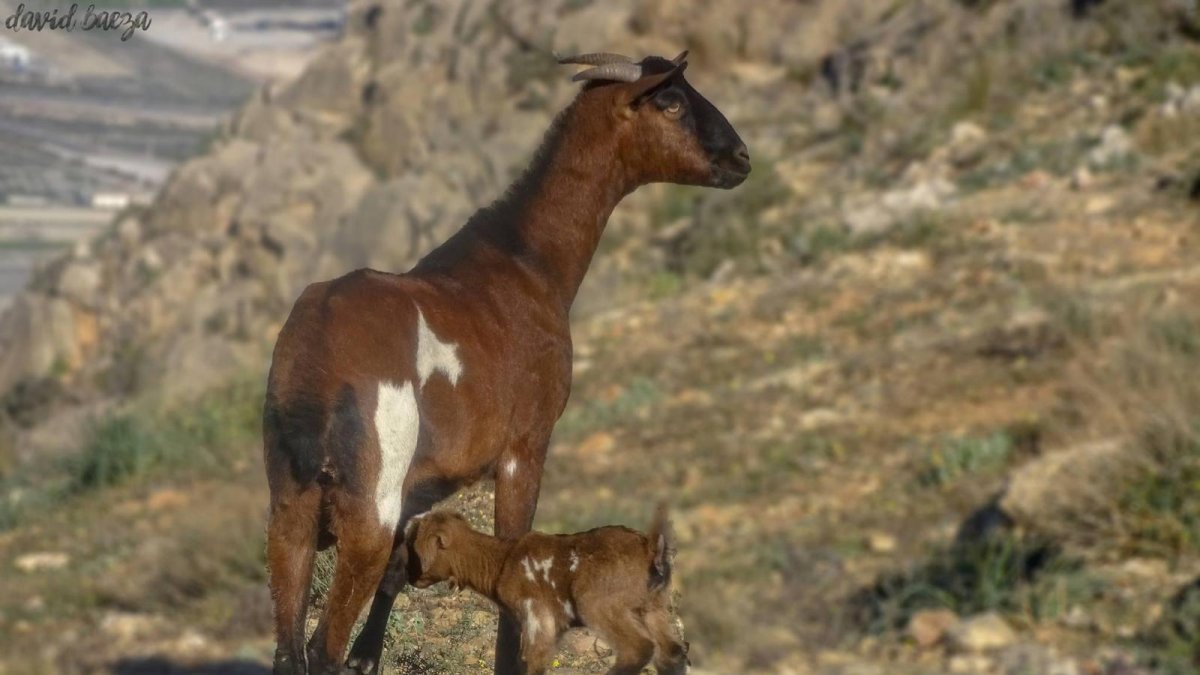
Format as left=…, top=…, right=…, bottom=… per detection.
left=504, top=458, right=518, bottom=478
left=561, top=599, right=574, bottom=620
left=522, top=557, right=536, bottom=583
left=569, top=550, right=580, bottom=572
left=374, top=380, right=419, bottom=531
left=416, top=309, right=462, bottom=388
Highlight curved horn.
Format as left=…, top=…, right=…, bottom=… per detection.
left=571, top=63, right=644, bottom=83
left=556, top=52, right=634, bottom=66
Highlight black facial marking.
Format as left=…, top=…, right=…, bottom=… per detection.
left=638, top=55, right=750, bottom=185
left=681, top=78, right=747, bottom=170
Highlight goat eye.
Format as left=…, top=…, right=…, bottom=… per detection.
left=665, top=101, right=682, bottom=115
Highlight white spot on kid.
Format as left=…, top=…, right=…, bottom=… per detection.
left=532, top=556, right=554, bottom=584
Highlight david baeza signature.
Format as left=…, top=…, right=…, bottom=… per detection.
left=4, top=3, right=151, bottom=42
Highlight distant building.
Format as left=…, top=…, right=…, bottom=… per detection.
left=5, top=194, right=49, bottom=207
left=0, top=37, right=31, bottom=69
left=201, top=10, right=231, bottom=41
left=91, top=192, right=132, bottom=210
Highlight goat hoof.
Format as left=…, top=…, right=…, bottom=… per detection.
left=343, top=655, right=378, bottom=675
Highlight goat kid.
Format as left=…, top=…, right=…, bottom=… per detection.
left=406, top=508, right=687, bottom=675
left=265, top=50, right=748, bottom=675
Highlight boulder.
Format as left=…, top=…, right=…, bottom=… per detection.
left=948, top=612, right=1017, bottom=652
left=907, top=608, right=959, bottom=648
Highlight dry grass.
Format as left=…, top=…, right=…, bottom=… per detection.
left=1043, top=297, right=1200, bottom=558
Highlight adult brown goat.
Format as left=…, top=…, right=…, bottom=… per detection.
left=264, top=50, right=749, bottom=675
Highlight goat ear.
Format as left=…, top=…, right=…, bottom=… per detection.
left=435, top=532, right=448, bottom=550
left=623, top=62, right=686, bottom=109
left=404, top=517, right=420, bottom=541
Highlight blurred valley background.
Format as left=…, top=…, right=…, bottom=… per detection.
left=1, top=0, right=1200, bottom=673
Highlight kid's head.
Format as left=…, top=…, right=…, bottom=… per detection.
left=404, top=511, right=472, bottom=588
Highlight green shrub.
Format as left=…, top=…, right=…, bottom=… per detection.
left=919, top=432, right=1014, bottom=487
left=1139, top=578, right=1200, bottom=674
left=73, top=415, right=162, bottom=491
left=850, top=533, right=1081, bottom=634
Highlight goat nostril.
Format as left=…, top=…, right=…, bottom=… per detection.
left=735, top=146, right=750, bottom=163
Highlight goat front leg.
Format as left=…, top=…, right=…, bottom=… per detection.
left=493, top=441, right=548, bottom=675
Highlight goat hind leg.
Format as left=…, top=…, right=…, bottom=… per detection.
left=306, top=507, right=392, bottom=674
left=267, top=486, right=321, bottom=675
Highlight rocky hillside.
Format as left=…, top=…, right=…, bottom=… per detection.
left=2, top=0, right=1200, bottom=673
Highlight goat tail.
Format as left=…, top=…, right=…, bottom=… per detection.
left=647, top=502, right=675, bottom=592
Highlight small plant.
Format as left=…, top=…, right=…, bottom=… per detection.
left=67, top=377, right=264, bottom=494
left=73, top=414, right=162, bottom=491
left=850, top=532, right=1080, bottom=634
left=554, top=377, right=661, bottom=442
left=1117, top=419, right=1200, bottom=557
left=1139, top=579, right=1200, bottom=674
left=919, top=432, right=1014, bottom=487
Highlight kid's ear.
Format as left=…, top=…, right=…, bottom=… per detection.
left=435, top=532, right=448, bottom=550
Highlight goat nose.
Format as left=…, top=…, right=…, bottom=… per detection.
left=728, top=144, right=751, bottom=173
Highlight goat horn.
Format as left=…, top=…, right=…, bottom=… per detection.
left=671, top=50, right=689, bottom=65
left=571, top=62, right=644, bottom=83
left=556, top=52, right=635, bottom=66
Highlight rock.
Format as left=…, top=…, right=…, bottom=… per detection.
left=844, top=178, right=956, bottom=236
left=1088, top=125, right=1134, bottom=168
left=56, top=262, right=103, bottom=308
left=575, top=431, right=617, bottom=460
left=146, top=489, right=189, bottom=511
left=14, top=552, right=70, bottom=573
left=0, top=294, right=80, bottom=393
left=949, top=121, right=987, bottom=164
left=948, top=612, right=1017, bottom=652
left=559, top=629, right=604, bottom=657
left=116, top=217, right=142, bottom=247
left=951, top=121, right=987, bottom=147
left=101, top=612, right=161, bottom=642
left=908, top=608, right=959, bottom=648
left=1070, top=166, right=1093, bottom=190
left=1161, top=82, right=1200, bottom=117
left=1085, top=194, right=1117, bottom=215
left=866, top=532, right=897, bottom=554
left=995, top=643, right=1082, bottom=675
left=1000, top=438, right=1139, bottom=546
left=948, top=653, right=993, bottom=673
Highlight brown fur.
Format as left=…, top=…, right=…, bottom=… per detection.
left=263, top=54, right=746, bottom=675
left=406, top=508, right=686, bottom=675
